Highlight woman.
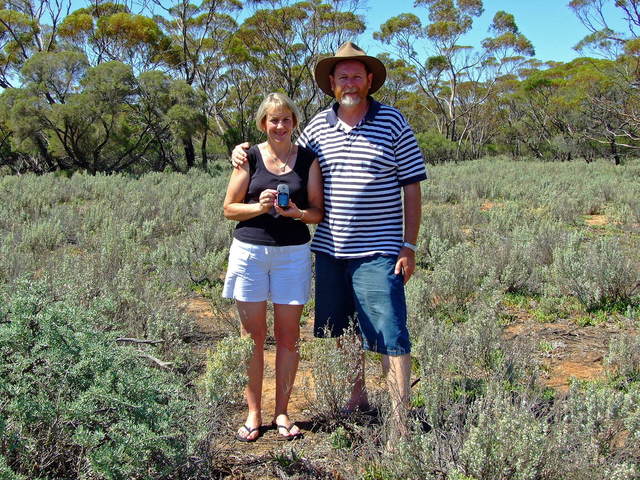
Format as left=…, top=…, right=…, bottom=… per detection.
left=223, top=93, right=323, bottom=442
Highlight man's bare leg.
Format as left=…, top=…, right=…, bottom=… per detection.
left=335, top=337, right=370, bottom=412
left=344, top=350, right=369, bottom=411
left=382, top=353, right=411, bottom=438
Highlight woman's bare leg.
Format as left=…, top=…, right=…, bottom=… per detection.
left=236, top=300, right=267, bottom=440
left=273, top=303, right=303, bottom=437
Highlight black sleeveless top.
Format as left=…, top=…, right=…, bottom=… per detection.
left=233, top=145, right=315, bottom=246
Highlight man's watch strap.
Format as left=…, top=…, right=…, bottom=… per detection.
left=402, top=241, right=417, bottom=252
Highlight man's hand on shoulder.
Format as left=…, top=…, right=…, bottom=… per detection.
left=231, top=142, right=251, bottom=168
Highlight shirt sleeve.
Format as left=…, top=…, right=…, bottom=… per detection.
left=296, top=124, right=319, bottom=157
left=394, top=121, right=428, bottom=186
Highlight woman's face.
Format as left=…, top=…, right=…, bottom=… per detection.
left=263, top=107, right=294, bottom=144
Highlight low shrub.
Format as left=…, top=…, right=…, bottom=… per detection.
left=0, top=280, right=208, bottom=480
left=425, top=243, right=485, bottom=311
left=416, top=130, right=458, bottom=164
left=553, top=381, right=640, bottom=476
left=457, top=393, right=552, bottom=480
left=605, top=332, right=640, bottom=385
left=301, top=324, right=362, bottom=422
left=199, top=336, right=252, bottom=406
left=552, top=233, right=639, bottom=311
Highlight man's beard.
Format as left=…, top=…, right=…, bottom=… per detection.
left=339, top=95, right=361, bottom=106
left=337, top=88, right=364, bottom=106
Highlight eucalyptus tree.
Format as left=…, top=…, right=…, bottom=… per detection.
left=2, top=60, right=152, bottom=173
left=0, top=0, right=182, bottom=173
left=495, top=57, right=617, bottom=161
left=200, top=0, right=366, bottom=153
left=0, top=0, right=76, bottom=170
left=374, top=0, right=534, bottom=159
left=135, top=69, right=207, bottom=171
left=212, top=34, right=263, bottom=153
left=0, top=0, right=73, bottom=89
left=236, top=0, right=366, bottom=125
left=149, top=0, right=240, bottom=166
left=57, top=2, right=170, bottom=71
left=57, top=2, right=221, bottom=169
left=567, top=0, right=640, bottom=161
left=569, top=0, right=639, bottom=57
left=373, top=53, right=417, bottom=110
left=0, top=50, right=89, bottom=172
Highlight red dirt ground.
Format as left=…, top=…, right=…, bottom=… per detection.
left=182, top=288, right=634, bottom=479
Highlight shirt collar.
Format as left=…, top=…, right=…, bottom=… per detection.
left=326, top=96, right=380, bottom=127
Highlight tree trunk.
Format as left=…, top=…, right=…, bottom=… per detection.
left=183, top=136, right=195, bottom=170
left=201, top=130, right=208, bottom=170
left=610, top=136, right=620, bottom=165
left=34, top=134, right=56, bottom=172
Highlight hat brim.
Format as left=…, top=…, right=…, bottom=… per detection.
left=314, top=55, right=387, bottom=97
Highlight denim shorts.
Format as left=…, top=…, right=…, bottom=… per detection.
left=223, top=239, right=311, bottom=304
left=314, top=252, right=410, bottom=356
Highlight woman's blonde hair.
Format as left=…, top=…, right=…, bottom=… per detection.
left=255, top=92, right=301, bottom=132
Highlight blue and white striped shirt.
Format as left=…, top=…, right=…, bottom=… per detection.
left=297, top=98, right=427, bottom=258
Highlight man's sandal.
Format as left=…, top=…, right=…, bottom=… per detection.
left=340, top=403, right=374, bottom=417
left=236, top=424, right=261, bottom=442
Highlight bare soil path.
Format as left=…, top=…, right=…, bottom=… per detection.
left=183, top=297, right=319, bottom=459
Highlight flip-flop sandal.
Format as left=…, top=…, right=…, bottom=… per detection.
left=340, top=403, right=374, bottom=416
left=236, top=424, right=260, bottom=442
left=273, top=422, right=303, bottom=441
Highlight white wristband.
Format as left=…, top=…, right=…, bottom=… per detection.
left=402, top=241, right=417, bottom=252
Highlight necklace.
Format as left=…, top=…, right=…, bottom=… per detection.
left=267, top=143, right=293, bottom=172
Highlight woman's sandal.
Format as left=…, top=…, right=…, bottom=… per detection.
left=236, top=424, right=261, bottom=442
left=272, top=422, right=303, bottom=441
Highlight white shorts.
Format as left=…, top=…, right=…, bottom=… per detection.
left=222, top=239, right=311, bottom=305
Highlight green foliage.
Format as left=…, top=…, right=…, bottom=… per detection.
left=458, top=394, right=550, bottom=480
left=330, top=426, right=353, bottom=450
left=552, top=233, right=639, bottom=311
left=0, top=280, right=205, bottom=480
left=200, top=336, right=252, bottom=407
left=416, top=130, right=458, bottom=163
left=606, top=332, right=640, bottom=385
left=96, top=12, right=164, bottom=47
left=301, top=324, right=362, bottom=422
left=19, top=51, right=89, bottom=102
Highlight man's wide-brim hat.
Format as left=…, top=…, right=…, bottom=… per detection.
left=314, top=41, right=387, bottom=97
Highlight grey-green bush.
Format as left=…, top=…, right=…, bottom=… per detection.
left=552, top=233, right=639, bottom=310
left=0, top=280, right=207, bottom=480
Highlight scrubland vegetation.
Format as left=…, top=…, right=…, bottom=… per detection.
left=1, top=156, right=639, bottom=479
left=1, top=0, right=639, bottom=477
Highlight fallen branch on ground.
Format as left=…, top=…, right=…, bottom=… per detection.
left=116, top=337, right=164, bottom=345
left=138, top=353, right=173, bottom=370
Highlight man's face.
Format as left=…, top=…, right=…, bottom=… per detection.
left=329, top=60, right=372, bottom=107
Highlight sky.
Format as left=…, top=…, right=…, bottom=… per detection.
left=357, top=0, right=624, bottom=64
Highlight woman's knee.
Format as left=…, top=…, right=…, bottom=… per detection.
left=241, top=322, right=267, bottom=344
left=275, top=329, right=299, bottom=351
left=247, top=328, right=267, bottom=344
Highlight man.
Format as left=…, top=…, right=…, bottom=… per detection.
left=233, top=42, right=427, bottom=438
